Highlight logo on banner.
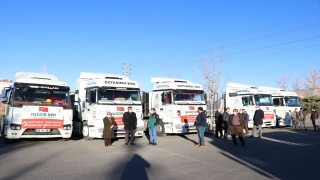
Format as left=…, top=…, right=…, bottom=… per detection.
left=189, top=106, right=195, bottom=110
left=39, top=107, right=48, bottom=112
left=117, top=107, right=125, bottom=111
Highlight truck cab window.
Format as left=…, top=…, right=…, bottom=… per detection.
left=273, top=98, right=284, bottom=106
left=86, top=89, right=91, bottom=102
left=242, top=96, right=254, bottom=106
left=90, top=90, right=96, bottom=103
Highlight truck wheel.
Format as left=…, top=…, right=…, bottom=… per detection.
left=82, top=121, right=91, bottom=140
left=156, top=120, right=166, bottom=137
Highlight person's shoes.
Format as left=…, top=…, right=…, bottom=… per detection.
left=258, top=136, right=261, bottom=139
left=305, top=128, right=308, bottom=131
left=241, top=144, right=245, bottom=147
left=199, top=143, right=205, bottom=147
left=194, top=143, right=200, bottom=146
left=108, top=143, right=112, bottom=146
left=125, top=143, right=128, bottom=145
left=130, top=143, right=135, bottom=145
left=314, top=130, right=317, bottom=131
left=148, top=142, right=152, bottom=145
left=224, top=137, right=228, bottom=141
left=248, top=136, right=254, bottom=138
left=233, top=143, right=238, bottom=147
left=153, top=143, right=157, bottom=145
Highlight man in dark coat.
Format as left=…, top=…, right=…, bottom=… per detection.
left=310, top=106, right=319, bottom=131
left=122, top=106, right=137, bottom=145
left=249, top=105, right=264, bottom=138
left=215, top=108, right=223, bottom=138
left=194, top=107, right=207, bottom=147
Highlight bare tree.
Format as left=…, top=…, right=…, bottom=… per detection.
left=302, top=67, right=320, bottom=96
left=276, top=75, right=289, bottom=89
left=292, top=75, right=302, bottom=91
left=193, top=49, right=228, bottom=117
left=303, top=67, right=320, bottom=89
left=41, top=65, right=48, bottom=74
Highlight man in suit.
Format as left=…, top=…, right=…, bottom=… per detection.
left=249, top=105, right=264, bottom=138
left=122, top=106, right=137, bottom=145
left=215, top=108, right=223, bottom=138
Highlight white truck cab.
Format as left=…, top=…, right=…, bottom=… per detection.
left=72, top=72, right=144, bottom=139
left=142, top=77, right=209, bottom=136
left=224, top=82, right=276, bottom=128
left=1, top=72, right=72, bottom=143
left=260, top=86, right=300, bottom=126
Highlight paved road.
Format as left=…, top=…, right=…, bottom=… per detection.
left=0, top=122, right=319, bottom=180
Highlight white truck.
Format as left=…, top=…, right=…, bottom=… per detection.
left=71, top=72, right=144, bottom=139
left=1, top=72, right=72, bottom=143
left=142, top=77, right=210, bottom=136
left=260, top=86, right=301, bottom=126
left=224, top=82, right=276, bottom=128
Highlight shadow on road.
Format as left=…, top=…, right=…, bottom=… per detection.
left=178, top=134, right=198, bottom=144
left=208, top=128, right=320, bottom=179
left=119, top=154, right=151, bottom=180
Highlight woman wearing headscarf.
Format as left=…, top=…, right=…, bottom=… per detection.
left=103, top=112, right=115, bottom=147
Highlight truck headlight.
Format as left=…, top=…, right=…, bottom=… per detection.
left=10, top=123, right=21, bottom=130
left=63, top=124, right=72, bottom=130
left=175, top=124, right=183, bottom=129
left=136, top=126, right=144, bottom=131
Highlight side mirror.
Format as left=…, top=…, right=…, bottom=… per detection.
left=204, top=93, right=208, bottom=101
left=1, top=98, right=8, bottom=103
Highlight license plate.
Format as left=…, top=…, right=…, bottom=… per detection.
left=35, top=129, right=51, bottom=133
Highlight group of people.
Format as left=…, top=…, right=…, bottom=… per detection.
left=213, top=105, right=265, bottom=147
left=102, top=105, right=319, bottom=148
left=291, top=107, right=319, bottom=131
left=102, top=106, right=160, bottom=147
left=211, top=105, right=320, bottom=147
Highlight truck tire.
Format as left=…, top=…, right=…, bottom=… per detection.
left=82, top=121, right=91, bottom=140
left=156, top=120, right=166, bottom=137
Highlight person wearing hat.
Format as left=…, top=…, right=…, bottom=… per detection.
left=310, top=107, right=319, bottom=131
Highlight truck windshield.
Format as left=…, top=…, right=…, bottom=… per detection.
left=173, top=90, right=204, bottom=101
left=254, top=94, right=273, bottom=106
left=98, top=90, right=141, bottom=102
left=12, top=87, right=71, bottom=108
left=285, top=96, right=300, bottom=107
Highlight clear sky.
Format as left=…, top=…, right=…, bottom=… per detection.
left=1, top=0, right=319, bottom=93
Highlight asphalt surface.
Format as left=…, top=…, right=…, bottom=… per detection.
left=0, top=121, right=319, bottom=180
